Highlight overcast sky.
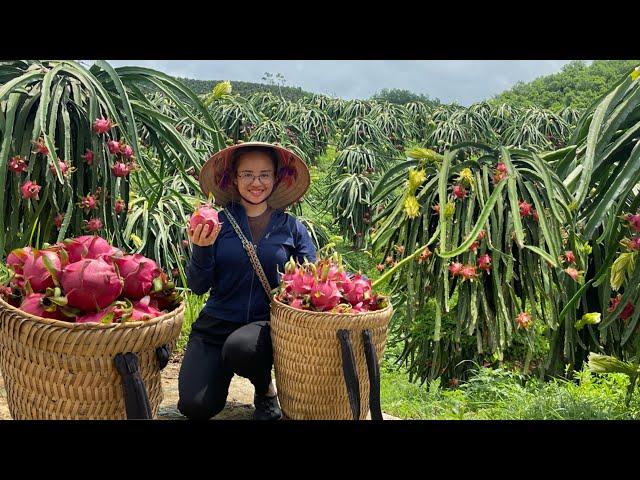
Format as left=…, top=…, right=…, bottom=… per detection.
left=102, top=60, right=576, bottom=106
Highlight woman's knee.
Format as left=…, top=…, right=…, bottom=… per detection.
left=177, top=394, right=226, bottom=420
left=221, top=322, right=271, bottom=371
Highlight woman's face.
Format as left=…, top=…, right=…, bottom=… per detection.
left=233, top=151, right=276, bottom=205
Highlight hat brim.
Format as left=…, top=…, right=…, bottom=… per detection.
left=199, top=141, right=311, bottom=210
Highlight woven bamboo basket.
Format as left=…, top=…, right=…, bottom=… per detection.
left=270, top=297, right=393, bottom=420
left=0, top=296, right=184, bottom=420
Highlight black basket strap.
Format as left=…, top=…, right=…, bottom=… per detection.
left=114, top=352, right=153, bottom=419
left=337, top=329, right=361, bottom=420
left=156, top=344, right=170, bottom=370
left=362, top=330, right=383, bottom=421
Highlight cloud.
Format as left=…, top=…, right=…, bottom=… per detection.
left=103, top=59, right=575, bottom=105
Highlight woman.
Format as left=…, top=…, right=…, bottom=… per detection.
left=178, top=142, right=317, bottom=421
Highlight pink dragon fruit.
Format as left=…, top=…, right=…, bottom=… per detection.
left=478, top=254, right=492, bottom=272
left=287, top=269, right=315, bottom=296
left=519, top=200, right=533, bottom=217
left=342, top=274, right=372, bottom=306
left=449, top=262, right=464, bottom=277
left=460, top=264, right=478, bottom=282
left=309, top=280, right=342, bottom=312
left=49, top=159, right=69, bottom=177
left=113, top=254, right=162, bottom=300
left=84, top=218, right=103, bottom=232
left=8, top=155, right=28, bottom=173
left=188, top=204, right=221, bottom=234
left=7, top=247, right=33, bottom=274
left=120, top=143, right=134, bottom=159
left=625, top=213, right=640, bottom=232
left=111, top=162, right=129, bottom=177
left=453, top=185, right=467, bottom=200
left=130, top=296, right=163, bottom=321
left=63, top=235, right=117, bottom=263
left=564, top=251, right=576, bottom=264
left=79, top=193, right=99, bottom=212
left=82, top=149, right=94, bottom=165
left=54, top=213, right=65, bottom=230
left=107, top=140, right=121, bottom=155
left=496, top=162, right=508, bottom=174
left=75, top=300, right=132, bottom=324
left=516, top=311, right=533, bottom=330
left=23, top=250, right=63, bottom=292
left=32, top=137, right=49, bottom=155
left=21, top=180, right=41, bottom=200
left=20, top=293, right=66, bottom=320
left=115, top=198, right=125, bottom=215
left=61, top=258, right=124, bottom=312
left=93, top=117, right=115, bottom=134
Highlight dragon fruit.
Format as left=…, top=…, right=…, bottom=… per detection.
left=452, top=185, right=467, bottom=200
left=188, top=204, right=221, bottom=234
left=21, top=180, right=41, bottom=200
left=111, top=162, right=129, bottom=177
left=82, top=149, right=94, bottom=165
left=32, top=137, right=49, bottom=155
left=496, top=162, right=508, bottom=174
left=130, top=296, right=163, bottom=321
left=459, top=264, right=478, bottom=282
left=63, top=235, right=117, bottom=263
left=75, top=300, right=132, bottom=324
left=564, top=251, right=576, bottom=264
left=49, top=159, right=70, bottom=177
left=8, top=155, right=28, bottom=173
left=478, top=254, right=492, bottom=272
left=107, top=140, right=121, bottom=155
left=84, top=218, right=103, bottom=232
left=516, top=311, right=533, bottom=330
left=449, top=262, right=464, bottom=277
left=7, top=247, right=33, bottom=275
left=20, top=293, right=65, bottom=320
left=564, top=267, right=580, bottom=282
left=115, top=198, right=125, bottom=215
left=79, top=193, right=99, bottom=212
left=93, top=117, right=115, bottom=134
left=54, top=213, right=65, bottom=230
left=61, top=258, right=124, bottom=312
left=417, top=247, right=431, bottom=264
left=342, top=274, right=372, bottom=306
left=23, top=250, right=63, bottom=292
left=309, top=280, right=342, bottom=312
left=113, top=254, right=162, bottom=300
left=519, top=200, right=533, bottom=217
left=120, top=143, right=134, bottom=159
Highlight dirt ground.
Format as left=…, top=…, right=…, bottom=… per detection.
left=0, top=355, right=399, bottom=420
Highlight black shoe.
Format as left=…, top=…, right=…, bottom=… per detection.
left=253, top=393, right=282, bottom=421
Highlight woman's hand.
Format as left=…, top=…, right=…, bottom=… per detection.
left=188, top=223, right=221, bottom=247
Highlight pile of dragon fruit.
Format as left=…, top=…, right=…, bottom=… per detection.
left=0, top=235, right=181, bottom=324
left=275, top=253, right=388, bottom=314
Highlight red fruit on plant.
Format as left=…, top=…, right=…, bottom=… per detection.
left=21, top=180, right=41, bottom=200
left=23, top=250, right=62, bottom=292
left=49, top=159, right=69, bottom=176
left=79, top=193, right=98, bottom=212
left=115, top=198, right=125, bottom=215
left=107, top=140, right=121, bottom=155
left=385, top=255, right=394, bottom=265
left=477, top=230, right=486, bottom=241
left=32, top=137, right=49, bottom=155
left=189, top=205, right=221, bottom=235
left=469, top=241, right=479, bottom=253
left=519, top=200, right=532, bottom=217
left=111, top=162, right=129, bottom=177
left=564, top=267, right=580, bottom=282
left=93, top=117, right=114, bottom=134
left=628, top=237, right=640, bottom=251
left=84, top=218, right=103, bottom=232
left=82, top=149, right=94, bottom=165
left=113, top=254, right=162, bottom=300
left=395, top=245, right=405, bottom=255
left=460, top=264, right=478, bottom=282
left=120, top=143, right=134, bottom=159
left=532, top=210, right=539, bottom=222
left=417, top=247, right=432, bottom=264
left=621, top=302, right=635, bottom=321
left=478, top=254, right=492, bottom=272
left=452, top=185, right=467, bottom=200
left=432, top=204, right=440, bottom=214
left=20, top=293, right=65, bottom=320
left=61, top=258, right=124, bottom=312
left=63, top=235, right=116, bottom=263
left=449, top=262, right=464, bottom=277
left=625, top=213, right=640, bottom=232
left=564, top=251, right=576, bottom=264
left=376, top=264, right=385, bottom=272
left=8, top=155, right=28, bottom=173
left=516, top=311, right=533, bottom=329
left=496, top=162, right=508, bottom=174
left=54, top=213, right=65, bottom=230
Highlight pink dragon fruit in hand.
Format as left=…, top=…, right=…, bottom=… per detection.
left=189, top=204, right=221, bottom=234
left=61, top=258, right=124, bottom=312
left=113, top=254, right=162, bottom=300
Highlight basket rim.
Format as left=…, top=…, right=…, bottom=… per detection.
left=270, top=295, right=393, bottom=319
left=0, top=295, right=185, bottom=330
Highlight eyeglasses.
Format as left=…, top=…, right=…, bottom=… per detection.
left=237, top=172, right=274, bottom=184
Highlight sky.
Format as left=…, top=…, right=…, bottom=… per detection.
left=101, top=60, right=576, bottom=106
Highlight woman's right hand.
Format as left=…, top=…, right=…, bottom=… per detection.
left=188, top=222, right=221, bottom=247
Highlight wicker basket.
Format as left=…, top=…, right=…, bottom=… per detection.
left=270, top=297, right=393, bottom=420
left=0, top=296, right=184, bottom=420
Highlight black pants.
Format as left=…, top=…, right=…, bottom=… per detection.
left=177, top=311, right=274, bottom=420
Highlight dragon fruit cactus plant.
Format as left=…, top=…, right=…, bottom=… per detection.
left=275, top=253, right=389, bottom=314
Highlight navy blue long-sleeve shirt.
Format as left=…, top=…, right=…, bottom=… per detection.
left=186, top=201, right=317, bottom=324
